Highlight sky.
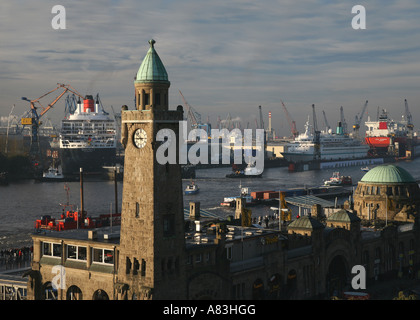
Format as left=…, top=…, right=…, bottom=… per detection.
left=1, top=0, right=420, bottom=137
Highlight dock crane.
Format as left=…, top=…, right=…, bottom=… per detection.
left=280, top=100, right=298, bottom=137
left=404, top=99, right=414, bottom=139
left=404, top=99, right=413, bottom=129
left=312, top=104, right=321, bottom=160
left=340, top=106, right=348, bottom=135
left=352, top=100, right=368, bottom=138
left=258, top=106, right=265, bottom=130
left=21, top=83, right=83, bottom=172
left=322, top=110, right=331, bottom=132
left=179, top=90, right=211, bottom=139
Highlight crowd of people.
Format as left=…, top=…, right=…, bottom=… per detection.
left=0, top=246, right=33, bottom=270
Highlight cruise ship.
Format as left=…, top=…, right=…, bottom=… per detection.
left=59, top=95, right=117, bottom=176
left=282, top=118, right=370, bottom=163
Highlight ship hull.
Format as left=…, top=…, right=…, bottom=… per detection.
left=60, top=147, right=116, bottom=175
left=282, top=147, right=369, bottom=163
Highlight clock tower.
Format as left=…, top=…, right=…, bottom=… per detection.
left=117, top=39, right=186, bottom=300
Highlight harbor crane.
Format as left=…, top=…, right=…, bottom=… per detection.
left=322, top=110, right=331, bottom=132
left=312, top=104, right=321, bottom=160
left=352, top=100, right=368, bottom=138
left=404, top=99, right=414, bottom=139
left=258, top=105, right=265, bottom=130
left=280, top=100, right=298, bottom=137
left=404, top=99, right=413, bottom=129
left=179, top=90, right=211, bottom=139
left=21, top=83, right=83, bottom=172
left=340, top=106, right=348, bottom=135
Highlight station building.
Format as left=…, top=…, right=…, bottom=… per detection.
left=25, top=40, right=420, bottom=300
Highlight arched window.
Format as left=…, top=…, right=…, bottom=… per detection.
left=92, top=289, right=109, bottom=300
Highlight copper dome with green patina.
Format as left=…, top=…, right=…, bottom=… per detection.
left=360, top=165, right=416, bottom=184
left=135, top=39, right=169, bottom=84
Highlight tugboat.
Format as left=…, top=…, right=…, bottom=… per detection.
left=226, top=162, right=263, bottom=178
left=324, top=172, right=352, bottom=186
left=185, top=180, right=199, bottom=195
left=41, top=165, right=64, bottom=181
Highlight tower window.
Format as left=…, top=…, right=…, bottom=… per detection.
left=163, top=214, right=175, bottom=237
left=141, top=259, right=146, bottom=277
left=144, top=93, right=150, bottom=105
left=126, top=257, right=132, bottom=274
left=135, top=202, right=140, bottom=218
left=133, top=258, right=140, bottom=275
left=155, top=93, right=161, bottom=105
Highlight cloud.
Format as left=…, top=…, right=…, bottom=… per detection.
left=1, top=0, right=420, bottom=137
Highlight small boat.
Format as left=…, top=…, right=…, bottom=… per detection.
left=361, top=166, right=370, bottom=172
left=324, top=172, right=352, bottom=186
left=0, top=172, right=9, bottom=186
left=185, top=181, right=199, bottom=195
left=42, top=166, right=64, bottom=181
left=220, top=186, right=258, bottom=207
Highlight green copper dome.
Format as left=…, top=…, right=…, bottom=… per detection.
left=360, top=165, right=416, bottom=184
left=135, top=39, right=169, bottom=83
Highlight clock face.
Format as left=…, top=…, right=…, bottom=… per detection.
left=133, top=128, right=147, bottom=149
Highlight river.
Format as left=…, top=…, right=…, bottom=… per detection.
left=1, top=157, right=420, bottom=250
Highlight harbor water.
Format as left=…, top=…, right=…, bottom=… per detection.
left=1, top=158, right=420, bottom=251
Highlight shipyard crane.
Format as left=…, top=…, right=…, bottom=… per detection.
left=178, top=90, right=211, bottom=138
left=404, top=99, right=413, bottom=129
left=322, top=110, right=331, bottom=132
left=258, top=105, right=265, bottom=130
left=312, top=104, right=321, bottom=160
left=280, top=100, right=298, bottom=137
left=21, top=83, right=83, bottom=172
left=340, top=106, right=348, bottom=135
left=352, top=100, right=368, bottom=138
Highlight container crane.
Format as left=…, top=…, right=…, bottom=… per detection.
left=21, top=83, right=83, bottom=172
left=352, top=100, right=368, bottom=138
left=280, top=100, right=298, bottom=137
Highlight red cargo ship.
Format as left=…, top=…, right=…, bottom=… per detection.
left=365, top=109, right=408, bottom=149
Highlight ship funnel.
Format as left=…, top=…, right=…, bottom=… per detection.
left=83, top=95, right=95, bottom=113
left=77, top=99, right=82, bottom=114
left=336, top=121, right=343, bottom=135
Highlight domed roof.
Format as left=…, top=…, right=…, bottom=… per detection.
left=135, top=39, right=169, bottom=84
left=360, top=165, right=416, bottom=184
left=288, top=215, right=324, bottom=230
left=327, top=209, right=361, bottom=223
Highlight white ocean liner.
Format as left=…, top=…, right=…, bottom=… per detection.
left=282, top=118, right=370, bottom=163
left=59, top=95, right=117, bottom=175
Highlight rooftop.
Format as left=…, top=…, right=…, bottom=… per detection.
left=327, top=209, right=361, bottom=223
left=360, top=165, right=416, bottom=184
